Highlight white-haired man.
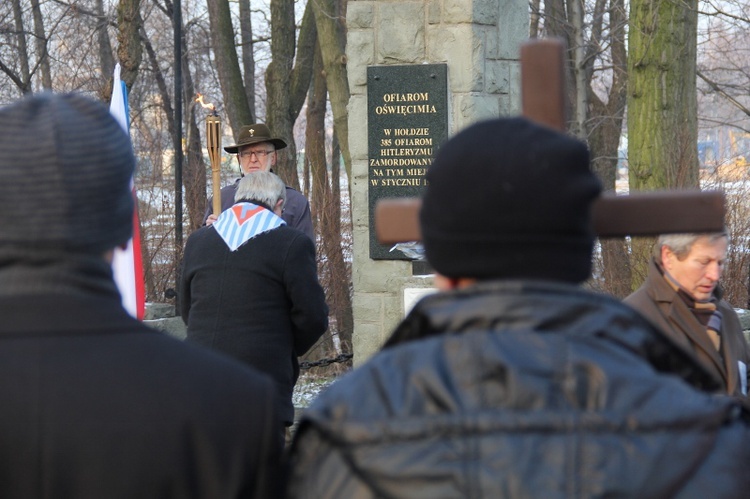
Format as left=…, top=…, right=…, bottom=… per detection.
left=626, top=233, right=750, bottom=397
left=183, top=171, right=328, bottom=442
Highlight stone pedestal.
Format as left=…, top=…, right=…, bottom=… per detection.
left=347, top=0, right=528, bottom=363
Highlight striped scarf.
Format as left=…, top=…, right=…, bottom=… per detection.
left=212, top=202, right=286, bottom=251
left=662, top=267, right=723, bottom=352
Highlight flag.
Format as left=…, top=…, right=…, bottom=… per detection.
left=110, top=63, right=146, bottom=320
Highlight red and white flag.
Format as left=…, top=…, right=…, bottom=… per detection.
left=110, top=64, right=146, bottom=320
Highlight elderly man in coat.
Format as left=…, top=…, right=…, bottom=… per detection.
left=625, top=232, right=750, bottom=397
left=0, top=93, right=282, bottom=498
left=285, top=118, right=750, bottom=498
left=182, top=171, right=328, bottom=439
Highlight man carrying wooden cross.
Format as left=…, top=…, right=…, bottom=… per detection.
left=285, top=118, right=750, bottom=498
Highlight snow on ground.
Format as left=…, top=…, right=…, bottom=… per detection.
left=293, top=374, right=337, bottom=408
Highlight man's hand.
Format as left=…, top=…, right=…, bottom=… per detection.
left=205, top=214, right=218, bottom=226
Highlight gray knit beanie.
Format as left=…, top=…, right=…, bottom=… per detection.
left=421, top=117, right=602, bottom=283
left=0, top=93, right=135, bottom=254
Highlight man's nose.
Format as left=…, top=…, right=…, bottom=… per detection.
left=706, top=262, right=721, bottom=281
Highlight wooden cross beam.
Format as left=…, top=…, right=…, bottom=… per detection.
left=375, top=38, right=725, bottom=245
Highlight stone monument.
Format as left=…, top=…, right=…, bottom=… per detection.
left=347, top=0, right=529, bottom=363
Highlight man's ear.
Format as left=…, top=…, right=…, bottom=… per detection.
left=274, top=198, right=284, bottom=216
left=661, top=245, right=673, bottom=271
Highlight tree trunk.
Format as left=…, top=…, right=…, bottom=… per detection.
left=95, top=0, right=114, bottom=88
left=140, top=25, right=173, bottom=183
left=238, top=0, right=256, bottom=121
left=628, top=0, right=699, bottom=285
left=628, top=0, right=699, bottom=190
left=290, top=2, right=317, bottom=121
left=311, top=0, right=352, bottom=185
left=116, top=0, right=143, bottom=92
left=206, top=0, right=253, bottom=139
left=306, top=0, right=355, bottom=350
left=266, top=0, right=300, bottom=189
left=570, top=0, right=587, bottom=140
left=178, top=18, right=208, bottom=232
left=94, top=0, right=115, bottom=101
left=587, top=0, right=631, bottom=297
left=30, top=0, right=51, bottom=90
left=326, top=129, right=353, bottom=351
left=160, top=0, right=207, bottom=232
left=11, top=0, right=31, bottom=94
left=529, top=0, right=541, bottom=37
left=308, top=47, right=328, bottom=230
left=184, top=101, right=208, bottom=232
left=542, top=0, right=576, bottom=125
left=308, top=46, right=353, bottom=355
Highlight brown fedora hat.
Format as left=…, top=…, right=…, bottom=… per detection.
left=224, top=123, right=288, bottom=153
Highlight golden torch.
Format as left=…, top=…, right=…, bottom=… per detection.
left=196, top=93, right=222, bottom=216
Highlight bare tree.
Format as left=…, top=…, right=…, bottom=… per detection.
left=29, top=0, right=51, bottom=89
left=305, top=44, right=352, bottom=359
left=311, top=0, right=351, bottom=184
left=532, top=0, right=631, bottom=295
left=8, top=0, right=31, bottom=94
left=206, top=0, right=253, bottom=139
left=266, top=0, right=315, bottom=190
left=587, top=0, right=631, bottom=297
left=238, top=0, right=256, bottom=121
left=117, top=0, right=144, bottom=91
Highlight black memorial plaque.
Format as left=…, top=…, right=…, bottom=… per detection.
left=367, top=64, right=448, bottom=259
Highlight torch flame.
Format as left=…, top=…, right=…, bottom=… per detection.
left=195, top=93, right=215, bottom=111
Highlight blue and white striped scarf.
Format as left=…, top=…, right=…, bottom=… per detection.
left=212, top=202, right=286, bottom=251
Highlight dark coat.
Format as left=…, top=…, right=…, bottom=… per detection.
left=205, top=180, right=314, bottom=241
left=287, top=280, right=750, bottom=498
left=0, top=291, right=281, bottom=499
left=181, top=224, right=328, bottom=424
left=625, top=258, right=750, bottom=397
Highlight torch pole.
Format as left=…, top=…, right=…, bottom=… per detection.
left=206, top=111, right=222, bottom=216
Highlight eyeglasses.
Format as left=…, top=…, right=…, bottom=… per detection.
left=239, top=150, right=274, bottom=160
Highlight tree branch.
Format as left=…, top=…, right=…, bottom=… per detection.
left=697, top=70, right=750, bottom=118
left=0, top=58, right=26, bottom=90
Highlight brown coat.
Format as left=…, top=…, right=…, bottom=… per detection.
left=625, top=258, right=750, bottom=397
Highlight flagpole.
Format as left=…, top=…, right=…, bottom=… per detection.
left=173, top=0, right=183, bottom=253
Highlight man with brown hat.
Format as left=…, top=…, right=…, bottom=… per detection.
left=285, top=117, right=750, bottom=498
left=0, top=93, right=282, bottom=498
left=203, top=123, right=314, bottom=240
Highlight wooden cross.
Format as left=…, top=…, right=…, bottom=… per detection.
left=375, top=38, right=725, bottom=245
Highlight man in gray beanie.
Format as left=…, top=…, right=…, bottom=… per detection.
left=0, top=93, right=282, bottom=498
left=286, top=117, right=750, bottom=498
